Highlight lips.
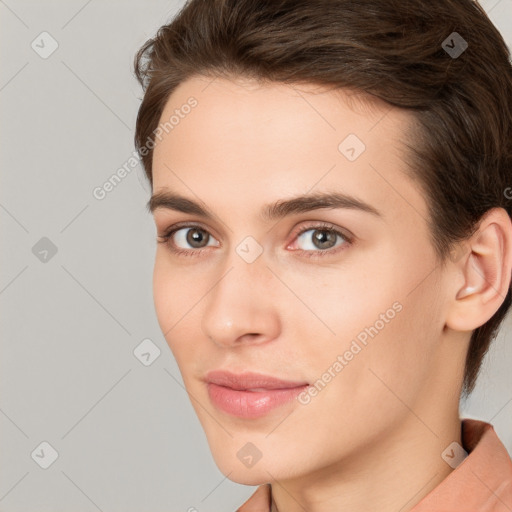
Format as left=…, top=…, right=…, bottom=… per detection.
left=204, top=370, right=308, bottom=390
left=204, top=370, right=309, bottom=418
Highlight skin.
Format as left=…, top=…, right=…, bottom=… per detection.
left=149, top=75, right=512, bottom=512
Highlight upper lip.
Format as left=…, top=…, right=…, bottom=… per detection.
left=205, top=370, right=309, bottom=390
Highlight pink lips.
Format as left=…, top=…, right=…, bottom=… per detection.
left=205, top=370, right=309, bottom=419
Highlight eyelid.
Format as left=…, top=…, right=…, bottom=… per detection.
left=158, top=221, right=221, bottom=242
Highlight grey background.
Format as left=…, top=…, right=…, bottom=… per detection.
left=1, top=1, right=511, bottom=511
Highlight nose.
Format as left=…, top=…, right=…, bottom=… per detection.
left=201, top=256, right=281, bottom=348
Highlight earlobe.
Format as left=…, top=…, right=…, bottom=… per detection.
left=445, top=208, right=512, bottom=332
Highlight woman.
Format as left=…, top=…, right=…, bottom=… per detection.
left=133, top=0, right=512, bottom=510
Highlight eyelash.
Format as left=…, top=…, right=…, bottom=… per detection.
left=156, top=221, right=354, bottom=259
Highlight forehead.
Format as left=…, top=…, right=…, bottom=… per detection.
left=151, top=75, right=427, bottom=224
left=154, top=76, right=396, bottom=156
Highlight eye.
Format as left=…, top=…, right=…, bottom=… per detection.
left=173, top=226, right=218, bottom=249
left=157, top=224, right=220, bottom=255
left=288, top=223, right=352, bottom=257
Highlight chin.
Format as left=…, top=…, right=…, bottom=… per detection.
left=223, top=467, right=269, bottom=486
left=210, top=452, right=272, bottom=485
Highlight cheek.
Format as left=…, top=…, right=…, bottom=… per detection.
left=288, top=302, right=435, bottom=461
left=152, top=252, right=210, bottom=363
left=152, top=253, right=173, bottom=329
left=330, top=287, right=442, bottom=423
left=152, top=253, right=198, bottom=341
left=288, top=257, right=437, bottom=407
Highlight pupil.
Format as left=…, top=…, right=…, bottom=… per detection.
left=314, top=230, right=336, bottom=249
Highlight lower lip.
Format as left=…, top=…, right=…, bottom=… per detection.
left=207, top=382, right=308, bottom=419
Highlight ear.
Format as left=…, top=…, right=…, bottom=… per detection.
left=445, top=207, right=512, bottom=332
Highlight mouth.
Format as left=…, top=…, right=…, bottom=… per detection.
left=205, top=370, right=309, bottom=418
left=205, top=369, right=308, bottom=389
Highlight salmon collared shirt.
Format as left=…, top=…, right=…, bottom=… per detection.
left=236, top=419, right=512, bottom=512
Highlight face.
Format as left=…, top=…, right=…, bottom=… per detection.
left=150, top=75, right=455, bottom=484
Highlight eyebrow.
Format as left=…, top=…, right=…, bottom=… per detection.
left=147, top=190, right=382, bottom=221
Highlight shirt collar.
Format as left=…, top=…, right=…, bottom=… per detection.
left=411, top=418, right=512, bottom=511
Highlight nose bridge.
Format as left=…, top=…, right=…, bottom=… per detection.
left=200, top=243, right=280, bottom=346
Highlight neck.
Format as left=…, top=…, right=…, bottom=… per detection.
left=270, top=412, right=462, bottom=512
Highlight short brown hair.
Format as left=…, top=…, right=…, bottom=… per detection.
left=133, top=0, right=512, bottom=397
